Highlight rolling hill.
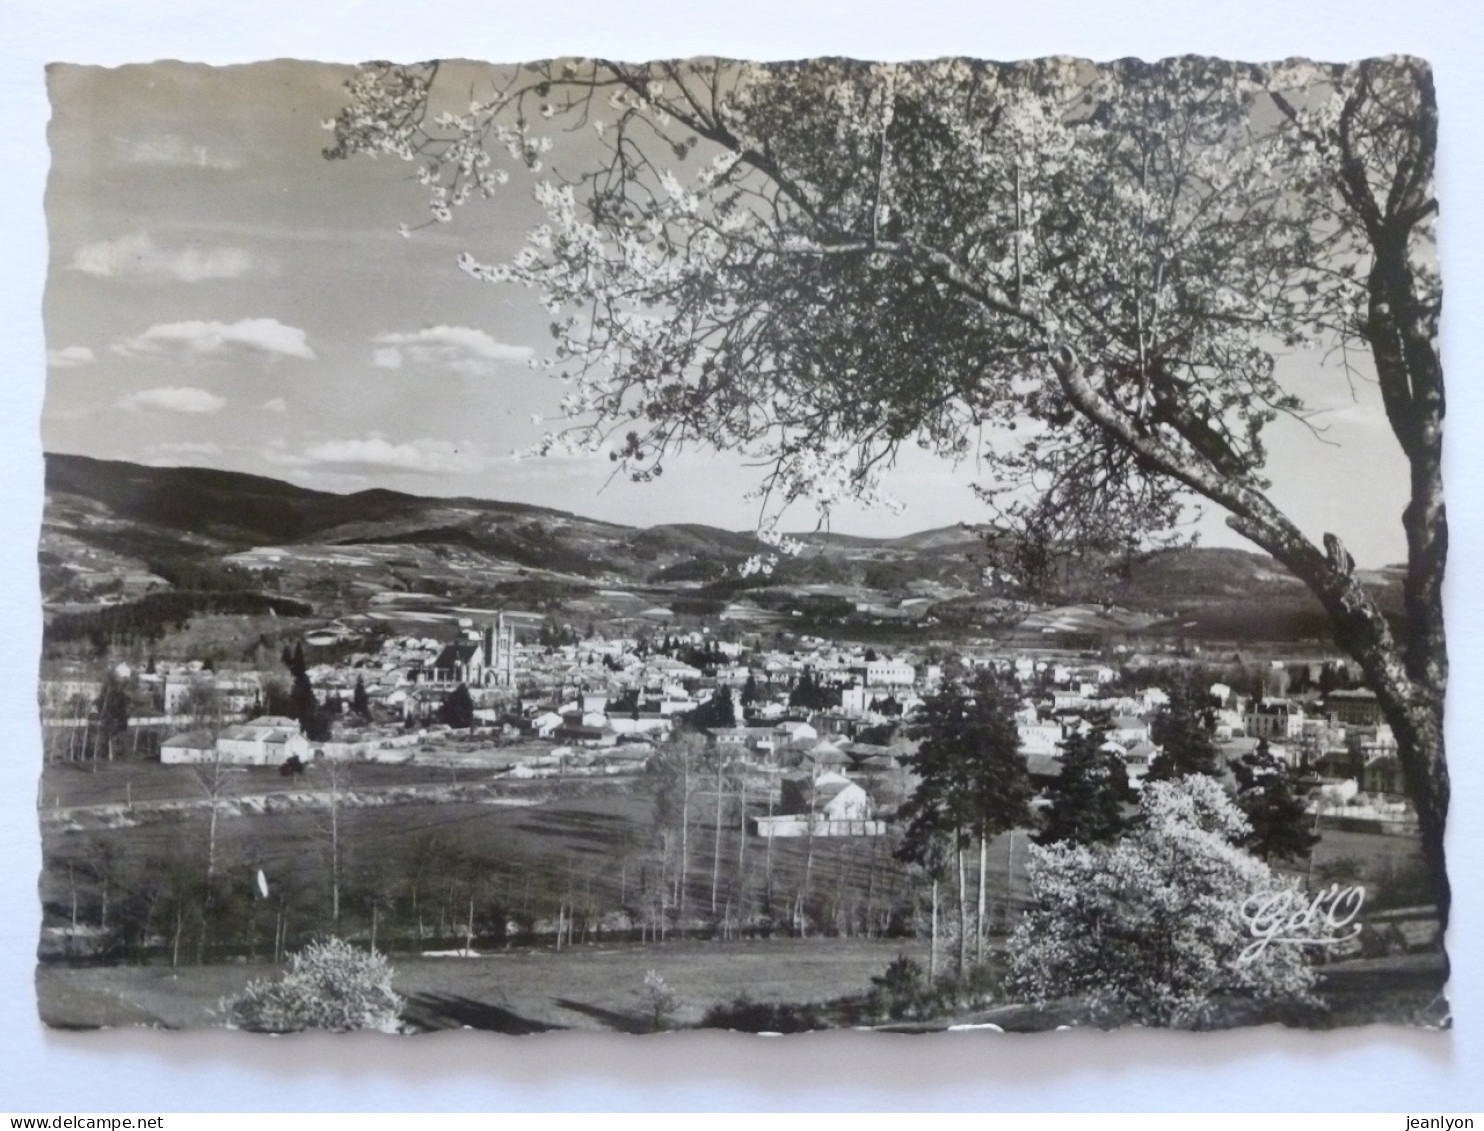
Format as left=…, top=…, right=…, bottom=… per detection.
left=39, top=452, right=1397, bottom=646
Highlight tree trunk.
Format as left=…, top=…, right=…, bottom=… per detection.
left=206, top=801, right=219, bottom=887
left=678, top=763, right=690, bottom=924
left=956, top=844, right=967, bottom=979
left=929, top=877, right=939, bottom=982
left=736, top=771, right=748, bottom=914
left=764, top=775, right=775, bottom=912
left=329, top=769, right=343, bottom=923
left=1007, top=829, right=1015, bottom=914
left=711, top=758, right=724, bottom=915
left=976, top=834, right=987, bottom=966
left=800, top=774, right=818, bottom=935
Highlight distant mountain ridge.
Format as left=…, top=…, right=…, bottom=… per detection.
left=41, top=451, right=1397, bottom=641
left=42, top=452, right=980, bottom=563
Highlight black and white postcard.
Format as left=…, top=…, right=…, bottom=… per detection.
left=35, top=53, right=1450, bottom=1036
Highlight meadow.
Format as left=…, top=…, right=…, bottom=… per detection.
left=35, top=757, right=1444, bottom=1032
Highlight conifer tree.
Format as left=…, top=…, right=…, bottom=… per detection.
left=1035, top=714, right=1135, bottom=847
left=1233, top=739, right=1321, bottom=863
left=1147, top=679, right=1221, bottom=781
left=351, top=675, right=370, bottom=719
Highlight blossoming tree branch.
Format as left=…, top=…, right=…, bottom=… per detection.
left=324, top=55, right=1447, bottom=926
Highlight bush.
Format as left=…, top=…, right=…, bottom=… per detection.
left=869, top=953, right=926, bottom=1020
left=863, top=957, right=998, bottom=1023
left=1007, top=776, right=1320, bottom=1028
left=224, top=938, right=404, bottom=1033
left=638, top=969, right=679, bottom=1032
left=700, top=996, right=826, bottom=1033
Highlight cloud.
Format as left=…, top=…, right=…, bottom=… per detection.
left=73, top=233, right=254, bottom=282
left=280, top=468, right=373, bottom=491
left=118, top=386, right=227, bottom=414
left=112, top=318, right=315, bottom=362
left=153, top=441, right=222, bottom=455
left=371, top=325, right=533, bottom=376
left=119, top=134, right=241, bottom=170
left=274, top=435, right=484, bottom=475
left=47, top=345, right=95, bottom=368
left=144, top=441, right=223, bottom=466
left=259, top=397, right=288, bottom=412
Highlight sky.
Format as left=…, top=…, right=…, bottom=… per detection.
left=43, top=59, right=1412, bottom=564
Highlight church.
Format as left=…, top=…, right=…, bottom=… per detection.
left=420, top=614, right=517, bottom=688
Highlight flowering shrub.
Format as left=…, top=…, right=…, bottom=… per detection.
left=224, top=938, right=404, bottom=1033
left=1007, top=776, right=1319, bottom=1027
left=638, top=969, right=679, bottom=1032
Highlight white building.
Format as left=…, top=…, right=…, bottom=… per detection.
left=864, top=660, right=916, bottom=687
left=752, top=771, right=886, bottom=837
left=1018, top=722, right=1064, bottom=757
left=1246, top=698, right=1306, bottom=739
left=160, top=715, right=310, bottom=766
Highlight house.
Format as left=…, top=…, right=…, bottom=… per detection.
left=161, top=715, right=310, bottom=766
left=159, top=731, right=216, bottom=764
left=1139, top=687, right=1171, bottom=713
left=1120, top=740, right=1159, bottom=788
left=1326, top=688, right=1383, bottom=727
left=753, top=770, right=886, bottom=837
left=775, top=719, right=818, bottom=746
left=531, top=710, right=564, bottom=739
left=1245, top=698, right=1306, bottom=740
left=1109, top=716, right=1151, bottom=745
left=163, top=674, right=260, bottom=716
left=843, top=742, right=899, bottom=774
left=802, top=739, right=850, bottom=771
left=709, top=726, right=754, bottom=750
left=554, top=722, right=618, bottom=747
left=1024, top=752, right=1062, bottom=783
left=608, top=712, right=673, bottom=737
left=1051, top=690, right=1092, bottom=711
left=864, top=659, right=916, bottom=687
left=1018, top=722, right=1063, bottom=758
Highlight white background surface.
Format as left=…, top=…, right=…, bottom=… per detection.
left=1, top=0, right=1481, bottom=1112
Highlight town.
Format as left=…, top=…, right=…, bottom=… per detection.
left=42, top=612, right=1411, bottom=821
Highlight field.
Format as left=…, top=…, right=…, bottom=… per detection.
left=35, top=936, right=1447, bottom=1034
left=37, top=937, right=931, bottom=1032
left=38, top=759, right=1430, bottom=927
left=34, top=752, right=1447, bottom=1034
left=39, top=759, right=958, bottom=966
